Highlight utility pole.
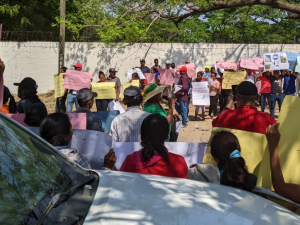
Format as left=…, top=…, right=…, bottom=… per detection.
left=59, top=0, right=66, bottom=69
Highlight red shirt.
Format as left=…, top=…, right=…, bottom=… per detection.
left=0, top=105, right=9, bottom=114
left=212, top=106, right=276, bottom=134
left=257, top=76, right=271, bottom=94
left=120, top=152, right=188, bottom=179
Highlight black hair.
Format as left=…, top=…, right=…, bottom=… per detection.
left=78, top=99, right=89, bottom=107
left=24, top=103, right=48, bottom=127
left=210, top=131, right=255, bottom=191
left=211, top=67, right=215, bottom=72
left=154, top=59, right=158, bottom=62
left=211, top=72, right=217, bottom=77
left=140, top=114, right=169, bottom=163
left=151, top=67, right=159, bottom=73
left=3, top=86, right=17, bottom=113
left=61, top=67, right=68, bottom=73
left=40, top=113, right=71, bottom=146
left=197, top=71, right=203, bottom=76
left=18, top=83, right=41, bottom=104
left=123, top=95, right=143, bottom=107
left=132, top=73, right=140, bottom=80
left=99, top=71, right=105, bottom=77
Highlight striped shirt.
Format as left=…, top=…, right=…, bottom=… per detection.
left=110, top=106, right=151, bottom=146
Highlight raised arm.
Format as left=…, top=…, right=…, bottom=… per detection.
left=265, top=123, right=300, bottom=203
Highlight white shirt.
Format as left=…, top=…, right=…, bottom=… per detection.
left=246, top=72, right=263, bottom=84
left=110, top=106, right=151, bottom=146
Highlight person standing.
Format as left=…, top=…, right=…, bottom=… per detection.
left=139, top=59, right=150, bottom=74
left=164, top=60, right=175, bottom=98
left=193, top=72, right=207, bottom=121
left=282, top=69, right=298, bottom=96
left=95, top=71, right=109, bottom=111
left=107, top=68, right=121, bottom=102
left=56, top=66, right=67, bottom=113
left=110, top=86, right=150, bottom=145
left=153, top=59, right=161, bottom=69
left=203, top=66, right=211, bottom=78
left=171, top=62, right=176, bottom=69
left=207, top=73, right=220, bottom=119
left=175, top=66, right=189, bottom=128
left=257, top=72, right=271, bottom=113
left=66, top=63, right=82, bottom=113
left=245, top=69, right=262, bottom=84
left=269, top=70, right=284, bottom=118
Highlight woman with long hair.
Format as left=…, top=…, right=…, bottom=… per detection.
left=0, top=86, right=17, bottom=114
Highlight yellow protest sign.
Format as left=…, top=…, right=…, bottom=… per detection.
left=257, top=96, right=300, bottom=190
left=54, top=73, right=65, bottom=98
left=203, top=127, right=268, bottom=176
left=121, top=80, right=139, bottom=99
left=91, top=82, right=116, bottom=99
left=222, top=71, right=246, bottom=89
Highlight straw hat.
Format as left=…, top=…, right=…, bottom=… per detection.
left=143, top=83, right=167, bottom=103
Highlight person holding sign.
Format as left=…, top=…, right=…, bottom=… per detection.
left=75, top=88, right=104, bottom=132
left=257, top=72, right=271, bottom=114
left=282, top=69, right=298, bottom=96
left=153, top=59, right=161, bottom=69
left=213, top=81, right=275, bottom=134
left=206, top=73, right=220, bottom=119
left=107, top=68, right=121, bottom=101
left=269, top=70, right=284, bottom=118
left=245, top=69, right=262, bottom=84
left=150, top=67, right=160, bottom=84
left=55, top=66, right=67, bottom=113
left=203, top=66, right=211, bottom=78
left=193, top=72, right=207, bottom=121
left=95, top=71, right=110, bottom=111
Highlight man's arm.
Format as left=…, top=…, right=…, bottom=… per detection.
left=266, top=123, right=300, bottom=203
left=166, top=98, right=176, bottom=125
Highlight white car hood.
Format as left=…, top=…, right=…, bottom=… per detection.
left=84, top=171, right=300, bottom=225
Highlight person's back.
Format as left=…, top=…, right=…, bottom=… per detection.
left=120, top=113, right=188, bottom=179
left=110, top=86, right=150, bottom=144
left=213, top=81, right=275, bottom=134
left=24, top=102, right=48, bottom=136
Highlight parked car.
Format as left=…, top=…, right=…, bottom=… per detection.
left=1, top=113, right=300, bottom=225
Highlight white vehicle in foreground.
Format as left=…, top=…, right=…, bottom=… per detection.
left=0, top=114, right=300, bottom=225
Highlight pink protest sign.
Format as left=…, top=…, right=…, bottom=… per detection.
left=6, top=113, right=86, bottom=129
left=217, top=62, right=239, bottom=71
left=159, top=69, right=174, bottom=85
left=145, top=73, right=156, bottom=83
left=176, top=63, right=196, bottom=78
left=63, top=69, right=92, bottom=91
left=240, top=57, right=264, bottom=70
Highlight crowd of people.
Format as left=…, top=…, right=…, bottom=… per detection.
left=1, top=57, right=300, bottom=211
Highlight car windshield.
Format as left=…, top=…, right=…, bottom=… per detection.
left=0, top=116, right=67, bottom=225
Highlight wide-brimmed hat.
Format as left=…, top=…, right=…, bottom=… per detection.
left=143, top=83, right=167, bottom=103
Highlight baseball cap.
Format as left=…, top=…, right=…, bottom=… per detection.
left=236, top=81, right=258, bottom=96
left=179, top=66, right=187, bottom=72
left=14, top=77, right=38, bottom=89
left=165, top=60, right=171, bottom=64
left=124, top=86, right=142, bottom=99
left=76, top=88, right=97, bottom=102
left=73, top=63, right=82, bottom=69
left=109, top=68, right=117, bottom=73
left=185, top=60, right=190, bottom=63
left=140, top=59, right=145, bottom=63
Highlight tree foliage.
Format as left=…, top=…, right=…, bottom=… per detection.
left=1, top=0, right=300, bottom=44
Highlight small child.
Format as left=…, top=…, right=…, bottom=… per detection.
left=193, top=72, right=207, bottom=121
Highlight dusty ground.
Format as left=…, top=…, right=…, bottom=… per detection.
left=13, top=91, right=279, bottom=143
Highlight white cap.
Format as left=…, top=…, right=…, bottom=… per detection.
left=165, top=60, right=171, bottom=64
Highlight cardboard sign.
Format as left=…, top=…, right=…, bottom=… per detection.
left=63, top=69, right=92, bottom=91
left=92, top=82, right=116, bottom=99
left=176, top=63, right=196, bottom=78
left=222, top=71, right=246, bottom=89
left=240, top=57, right=264, bottom=70
left=54, top=73, right=65, bottom=98
left=159, top=69, right=174, bottom=85
left=145, top=73, right=156, bottom=83
left=192, top=82, right=210, bottom=106
left=217, top=62, right=239, bottom=71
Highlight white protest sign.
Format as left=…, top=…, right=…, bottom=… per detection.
left=126, top=68, right=146, bottom=81
left=192, top=82, right=210, bottom=106
left=263, top=52, right=289, bottom=71
left=69, top=129, right=112, bottom=169
left=108, top=100, right=125, bottom=114
left=174, top=77, right=179, bottom=85
left=113, top=142, right=207, bottom=170
left=174, top=85, right=183, bottom=93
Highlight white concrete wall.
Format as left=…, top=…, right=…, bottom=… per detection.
left=1, top=42, right=300, bottom=94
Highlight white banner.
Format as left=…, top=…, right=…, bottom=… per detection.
left=192, top=82, right=210, bottom=106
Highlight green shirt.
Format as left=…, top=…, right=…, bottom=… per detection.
left=144, top=102, right=171, bottom=141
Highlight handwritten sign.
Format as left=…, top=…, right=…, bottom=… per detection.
left=257, top=96, right=300, bottom=190
left=240, top=57, right=264, bottom=70
left=192, top=82, right=210, bottom=105
left=121, top=80, right=139, bottom=99
left=217, top=62, right=239, bottom=71
left=92, top=82, right=116, bottom=99
left=263, top=52, right=289, bottom=71
left=69, top=129, right=112, bottom=169
left=113, top=142, right=207, bottom=170
left=159, top=69, right=174, bottom=85
left=53, top=73, right=65, bottom=98
left=222, top=71, right=246, bottom=89
left=63, top=69, right=92, bottom=91
left=145, top=73, right=156, bottom=83
left=6, top=113, right=87, bottom=130
left=296, top=56, right=300, bottom=73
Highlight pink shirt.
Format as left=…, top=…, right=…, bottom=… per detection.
left=209, top=80, right=220, bottom=96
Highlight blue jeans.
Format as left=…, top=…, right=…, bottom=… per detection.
left=175, top=100, right=188, bottom=126
left=67, top=93, right=79, bottom=113
left=261, top=93, right=271, bottom=113
left=270, top=93, right=284, bottom=118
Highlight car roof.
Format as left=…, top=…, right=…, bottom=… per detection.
left=84, top=171, right=300, bottom=225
